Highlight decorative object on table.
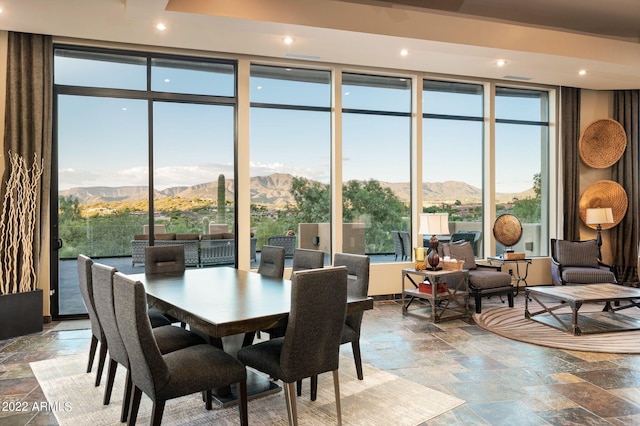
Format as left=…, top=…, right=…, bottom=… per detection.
left=579, top=180, right=627, bottom=228
left=504, top=252, right=526, bottom=260
left=414, top=247, right=427, bottom=270
left=441, top=258, right=465, bottom=271
left=585, top=207, right=614, bottom=259
left=493, top=213, right=523, bottom=254
left=0, top=152, right=45, bottom=340
left=418, top=281, right=447, bottom=294
left=419, top=213, right=449, bottom=270
left=579, top=118, right=627, bottom=168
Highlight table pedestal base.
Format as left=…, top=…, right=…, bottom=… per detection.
left=213, top=370, right=281, bottom=408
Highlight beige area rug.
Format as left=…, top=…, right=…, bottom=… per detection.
left=31, top=354, right=464, bottom=426
left=474, top=298, right=640, bottom=353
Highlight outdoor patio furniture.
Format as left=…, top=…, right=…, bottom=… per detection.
left=268, top=235, right=297, bottom=258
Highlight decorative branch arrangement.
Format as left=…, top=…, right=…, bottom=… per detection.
left=0, top=152, right=44, bottom=295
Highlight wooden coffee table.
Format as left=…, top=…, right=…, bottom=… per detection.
left=525, top=284, right=640, bottom=335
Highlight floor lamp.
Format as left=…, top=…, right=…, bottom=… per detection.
left=585, top=207, right=614, bottom=259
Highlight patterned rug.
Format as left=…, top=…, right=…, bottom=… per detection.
left=474, top=297, right=640, bottom=353
left=31, top=354, right=464, bottom=425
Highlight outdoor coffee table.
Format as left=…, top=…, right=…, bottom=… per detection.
left=525, top=284, right=640, bottom=335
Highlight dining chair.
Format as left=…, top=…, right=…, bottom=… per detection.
left=237, top=266, right=348, bottom=426
left=291, top=248, right=324, bottom=272
left=91, top=262, right=205, bottom=422
left=77, top=254, right=107, bottom=387
left=144, top=245, right=185, bottom=274
left=299, top=253, right=370, bottom=400
left=113, top=272, right=248, bottom=426
left=257, top=245, right=285, bottom=279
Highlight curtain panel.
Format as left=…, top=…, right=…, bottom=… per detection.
left=1, top=32, right=53, bottom=290
left=612, top=90, right=639, bottom=285
left=560, top=87, right=581, bottom=241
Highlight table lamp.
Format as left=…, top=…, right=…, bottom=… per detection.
left=585, top=207, right=614, bottom=259
left=418, top=213, right=449, bottom=270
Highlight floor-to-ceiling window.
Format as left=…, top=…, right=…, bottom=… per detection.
left=249, top=64, right=331, bottom=266
left=53, top=47, right=236, bottom=317
left=495, top=86, right=549, bottom=256
left=342, top=73, right=412, bottom=260
left=422, top=80, right=484, bottom=257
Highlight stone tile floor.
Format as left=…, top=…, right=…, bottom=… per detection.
left=3, top=295, right=640, bottom=425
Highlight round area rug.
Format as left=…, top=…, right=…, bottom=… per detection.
left=473, top=302, right=640, bottom=354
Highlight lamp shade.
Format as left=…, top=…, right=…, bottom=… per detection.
left=585, top=207, right=614, bottom=225
left=418, top=213, right=449, bottom=235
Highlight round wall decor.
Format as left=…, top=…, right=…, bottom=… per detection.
left=493, top=214, right=523, bottom=248
left=579, top=180, right=628, bottom=229
left=579, top=118, right=627, bottom=168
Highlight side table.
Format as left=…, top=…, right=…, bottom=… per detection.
left=487, top=256, right=532, bottom=296
left=401, top=268, right=469, bottom=322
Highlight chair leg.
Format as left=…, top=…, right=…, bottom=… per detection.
left=333, top=370, right=342, bottom=426
left=121, top=370, right=133, bottom=423
left=508, top=290, right=514, bottom=308
left=205, top=389, right=213, bottom=410
left=87, top=335, right=98, bottom=373
left=351, top=339, right=363, bottom=380
left=296, top=379, right=302, bottom=396
left=103, top=359, right=117, bottom=405
left=238, top=379, right=249, bottom=426
left=475, top=292, right=482, bottom=314
left=95, top=341, right=108, bottom=386
left=284, top=382, right=298, bottom=426
left=128, top=386, right=142, bottom=426
left=150, top=401, right=165, bottom=426
left=310, top=375, right=318, bottom=401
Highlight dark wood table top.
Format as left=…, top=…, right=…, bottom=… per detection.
left=128, top=267, right=374, bottom=338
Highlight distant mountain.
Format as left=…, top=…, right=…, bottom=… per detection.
left=59, top=173, right=534, bottom=207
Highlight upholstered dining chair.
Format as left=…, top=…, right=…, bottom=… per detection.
left=258, top=245, right=286, bottom=279
left=237, top=266, right=348, bottom=426
left=144, top=245, right=185, bottom=275
left=77, top=254, right=107, bottom=387
left=390, top=231, right=404, bottom=261
left=291, top=248, right=324, bottom=272
left=299, top=253, right=370, bottom=400
left=113, top=272, right=249, bottom=426
left=91, top=263, right=204, bottom=423
left=550, top=238, right=617, bottom=286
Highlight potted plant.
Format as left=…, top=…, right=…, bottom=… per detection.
left=0, top=152, right=44, bottom=340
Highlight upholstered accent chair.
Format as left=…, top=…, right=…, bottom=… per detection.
left=77, top=254, right=107, bottom=386
left=550, top=239, right=617, bottom=286
left=113, top=273, right=248, bottom=426
left=237, top=267, right=348, bottom=426
left=292, top=248, right=325, bottom=272
left=91, top=263, right=204, bottom=422
left=258, top=245, right=286, bottom=279
left=448, top=241, right=514, bottom=314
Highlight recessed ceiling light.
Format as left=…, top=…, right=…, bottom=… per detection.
left=164, top=79, right=170, bottom=83
left=156, top=23, right=167, bottom=31
left=283, top=36, right=294, bottom=45
left=0, top=8, right=4, bottom=14
left=400, top=49, right=408, bottom=57
left=496, top=59, right=507, bottom=67
left=344, top=92, right=350, bottom=96
left=578, top=69, right=588, bottom=76
left=257, top=86, right=263, bottom=90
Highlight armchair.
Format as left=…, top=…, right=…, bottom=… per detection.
left=448, top=241, right=514, bottom=314
left=550, top=239, right=617, bottom=286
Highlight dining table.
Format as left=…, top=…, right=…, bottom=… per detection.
left=127, top=266, right=374, bottom=406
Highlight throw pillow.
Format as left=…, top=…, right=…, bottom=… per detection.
left=448, top=241, right=476, bottom=270
left=555, top=240, right=599, bottom=267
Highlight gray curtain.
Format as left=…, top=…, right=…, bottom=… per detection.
left=2, top=32, right=53, bottom=284
left=560, top=87, right=581, bottom=240
left=612, top=90, right=639, bottom=285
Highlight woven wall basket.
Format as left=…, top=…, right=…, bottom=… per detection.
left=579, top=118, right=627, bottom=168
left=579, top=180, right=628, bottom=229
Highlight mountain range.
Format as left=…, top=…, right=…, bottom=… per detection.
left=59, top=173, right=534, bottom=207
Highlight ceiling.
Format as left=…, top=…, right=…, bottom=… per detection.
left=1, top=0, right=639, bottom=90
